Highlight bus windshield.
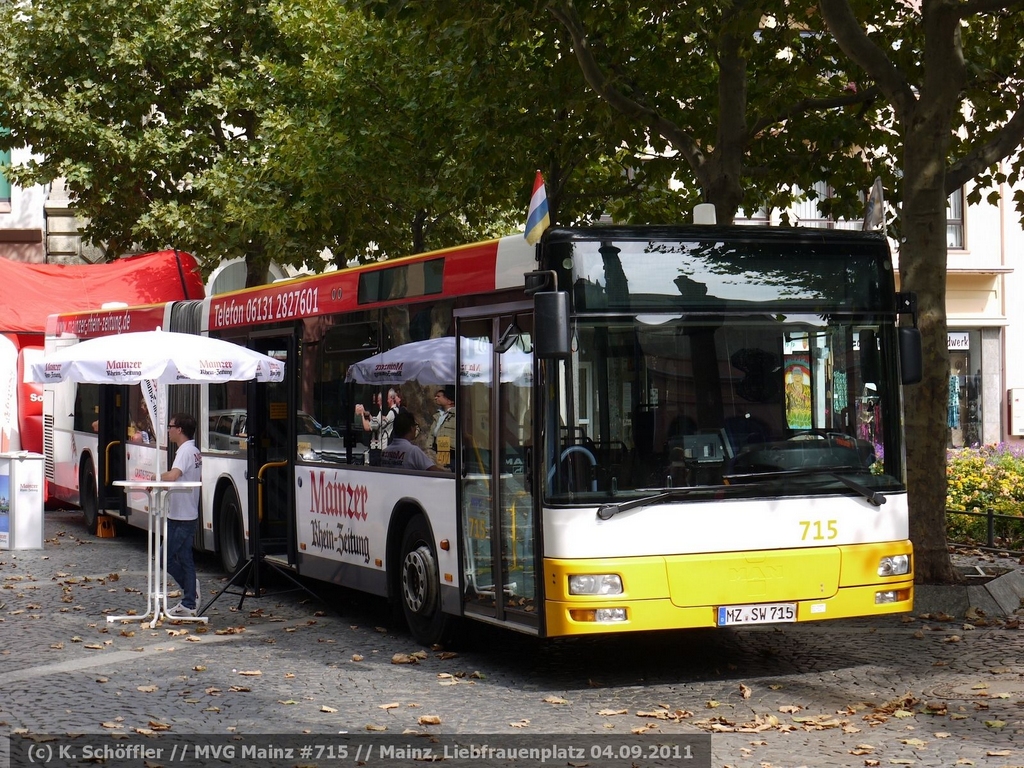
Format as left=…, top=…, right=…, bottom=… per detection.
left=543, top=233, right=904, bottom=505
left=546, top=312, right=902, bottom=502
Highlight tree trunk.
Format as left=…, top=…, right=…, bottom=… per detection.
left=900, top=124, right=958, bottom=586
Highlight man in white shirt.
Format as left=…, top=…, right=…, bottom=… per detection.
left=161, top=412, right=202, bottom=617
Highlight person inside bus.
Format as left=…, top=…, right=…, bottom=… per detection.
left=356, top=387, right=404, bottom=454
left=429, top=386, right=456, bottom=469
left=161, top=412, right=203, bottom=617
left=129, top=406, right=154, bottom=444
left=380, top=410, right=448, bottom=472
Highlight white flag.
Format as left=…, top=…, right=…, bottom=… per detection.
left=862, top=177, right=885, bottom=231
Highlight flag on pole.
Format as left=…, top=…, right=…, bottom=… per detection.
left=862, top=177, right=885, bottom=232
left=524, top=170, right=550, bottom=246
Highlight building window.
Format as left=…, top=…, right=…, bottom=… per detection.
left=947, top=188, right=964, bottom=249
left=735, top=206, right=771, bottom=226
left=0, top=145, right=11, bottom=214
left=792, top=182, right=861, bottom=230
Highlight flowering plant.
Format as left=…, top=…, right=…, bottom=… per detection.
left=946, top=443, right=1024, bottom=548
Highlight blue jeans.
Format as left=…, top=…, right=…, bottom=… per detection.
left=165, top=518, right=197, bottom=609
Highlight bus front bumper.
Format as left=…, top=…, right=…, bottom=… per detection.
left=542, top=542, right=914, bottom=637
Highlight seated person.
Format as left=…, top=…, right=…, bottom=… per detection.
left=379, top=410, right=448, bottom=472
left=129, top=408, right=154, bottom=444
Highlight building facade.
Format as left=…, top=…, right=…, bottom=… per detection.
left=0, top=146, right=45, bottom=263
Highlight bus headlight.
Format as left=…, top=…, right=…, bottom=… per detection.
left=568, top=574, right=623, bottom=595
left=877, top=554, right=910, bottom=577
left=875, top=588, right=910, bottom=604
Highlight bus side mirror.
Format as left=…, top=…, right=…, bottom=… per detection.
left=534, top=292, right=571, bottom=359
left=899, top=327, right=922, bottom=385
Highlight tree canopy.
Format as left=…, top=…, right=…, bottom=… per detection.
left=4, top=0, right=1024, bottom=581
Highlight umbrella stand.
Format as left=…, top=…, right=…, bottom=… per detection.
left=199, top=462, right=324, bottom=615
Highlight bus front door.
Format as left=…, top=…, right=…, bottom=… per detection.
left=457, top=306, right=539, bottom=634
left=245, top=335, right=297, bottom=566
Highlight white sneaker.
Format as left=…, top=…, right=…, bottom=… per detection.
left=166, top=602, right=197, bottom=618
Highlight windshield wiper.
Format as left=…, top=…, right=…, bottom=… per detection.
left=723, top=466, right=887, bottom=507
left=597, top=485, right=731, bottom=520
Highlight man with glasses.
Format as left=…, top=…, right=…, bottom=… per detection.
left=380, top=410, right=447, bottom=472
left=161, top=413, right=202, bottom=617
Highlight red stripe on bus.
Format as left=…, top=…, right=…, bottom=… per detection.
left=50, top=306, right=168, bottom=340
left=208, top=241, right=501, bottom=331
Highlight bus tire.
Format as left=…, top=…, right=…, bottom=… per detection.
left=217, top=487, right=246, bottom=574
left=399, top=514, right=454, bottom=647
left=79, top=457, right=99, bottom=535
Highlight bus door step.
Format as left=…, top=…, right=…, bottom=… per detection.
left=262, top=553, right=296, bottom=570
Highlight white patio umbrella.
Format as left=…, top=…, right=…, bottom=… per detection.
left=27, top=328, right=285, bottom=474
left=345, top=336, right=531, bottom=387
left=27, top=329, right=285, bottom=385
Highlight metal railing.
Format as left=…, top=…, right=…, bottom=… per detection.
left=946, top=508, right=1024, bottom=553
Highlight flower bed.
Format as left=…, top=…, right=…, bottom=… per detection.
left=947, top=443, right=1024, bottom=549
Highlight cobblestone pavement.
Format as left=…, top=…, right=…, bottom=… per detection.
left=1, top=509, right=1023, bottom=768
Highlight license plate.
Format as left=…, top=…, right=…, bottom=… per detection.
left=717, top=602, right=796, bottom=626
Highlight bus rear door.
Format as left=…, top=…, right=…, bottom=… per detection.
left=97, top=385, right=129, bottom=517
left=245, top=334, right=297, bottom=567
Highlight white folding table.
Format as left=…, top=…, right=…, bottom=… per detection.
left=107, top=480, right=208, bottom=627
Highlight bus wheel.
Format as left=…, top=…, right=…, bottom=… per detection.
left=79, top=457, right=99, bottom=535
left=400, top=514, right=454, bottom=647
left=217, top=487, right=245, bottom=574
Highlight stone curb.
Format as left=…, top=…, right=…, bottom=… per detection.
left=913, top=568, right=1024, bottom=619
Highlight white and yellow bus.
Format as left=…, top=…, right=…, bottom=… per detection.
left=42, top=224, right=921, bottom=644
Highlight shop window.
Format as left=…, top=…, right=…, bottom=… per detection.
left=947, top=330, right=981, bottom=448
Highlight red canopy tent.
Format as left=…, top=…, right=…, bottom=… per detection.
left=0, top=249, right=204, bottom=342
left=0, top=249, right=204, bottom=454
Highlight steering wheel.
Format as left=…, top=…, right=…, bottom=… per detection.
left=546, top=445, right=598, bottom=492
left=787, top=429, right=833, bottom=441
